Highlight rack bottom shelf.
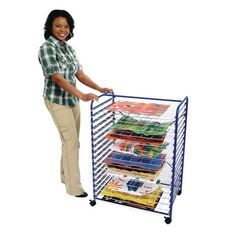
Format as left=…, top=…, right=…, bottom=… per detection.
left=93, top=183, right=171, bottom=215
left=90, top=195, right=174, bottom=224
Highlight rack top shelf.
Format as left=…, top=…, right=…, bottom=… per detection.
left=91, top=93, right=188, bottom=122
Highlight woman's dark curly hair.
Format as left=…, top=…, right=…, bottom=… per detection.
left=44, top=9, right=75, bottom=41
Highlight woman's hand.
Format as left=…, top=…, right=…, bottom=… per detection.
left=80, top=93, right=98, bottom=102
left=98, top=87, right=113, bottom=94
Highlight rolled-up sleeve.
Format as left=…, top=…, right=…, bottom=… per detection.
left=38, top=44, right=60, bottom=77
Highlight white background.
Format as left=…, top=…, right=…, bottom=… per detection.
left=0, top=0, right=235, bottom=235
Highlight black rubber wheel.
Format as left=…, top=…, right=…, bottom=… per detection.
left=89, top=200, right=96, bottom=206
left=165, top=217, right=172, bottom=224
left=178, top=189, right=182, bottom=195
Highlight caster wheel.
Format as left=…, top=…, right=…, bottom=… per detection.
left=165, top=217, right=172, bottom=224
left=178, top=190, right=182, bottom=195
left=89, top=200, right=96, bottom=206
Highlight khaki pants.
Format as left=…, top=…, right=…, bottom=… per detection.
left=44, top=99, right=84, bottom=196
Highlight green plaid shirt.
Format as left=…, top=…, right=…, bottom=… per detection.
left=38, top=36, right=82, bottom=107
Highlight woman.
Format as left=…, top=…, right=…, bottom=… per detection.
left=38, top=9, right=112, bottom=197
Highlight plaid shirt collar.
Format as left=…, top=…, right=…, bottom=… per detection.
left=48, top=35, right=71, bottom=50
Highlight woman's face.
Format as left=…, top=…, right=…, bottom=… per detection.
left=52, top=17, right=70, bottom=42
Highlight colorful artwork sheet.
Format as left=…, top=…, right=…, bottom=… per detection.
left=106, top=100, right=169, bottom=115
left=101, top=184, right=162, bottom=207
left=110, top=115, right=173, bottom=136
left=104, top=151, right=166, bottom=172
left=113, top=140, right=168, bottom=158
left=104, top=176, right=161, bottom=196
left=107, top=166, right=163, bottom=182
left=106, top=130, right=166, bottom=145
left=102, top=193, right=162, bottom=210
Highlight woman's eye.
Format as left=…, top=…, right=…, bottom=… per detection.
left=56, top=25, right=69, bottom=29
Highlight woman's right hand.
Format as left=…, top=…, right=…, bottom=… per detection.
left=80, top=93, right=98, bottom=102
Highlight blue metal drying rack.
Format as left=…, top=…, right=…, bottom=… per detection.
left=89, top=93, right=188, bottom=224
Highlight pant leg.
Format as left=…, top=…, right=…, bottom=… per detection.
left=61, top=104, right=81, bottom=185
left=44, top=99, right=85, bottom=196
left=72, top=103, right=81, bottom=144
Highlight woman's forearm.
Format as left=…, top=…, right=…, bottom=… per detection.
left=51, top=73, right=98, bottom=101
left=76, top=70, right=102, bottom=91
